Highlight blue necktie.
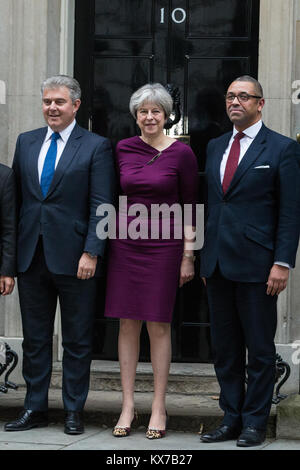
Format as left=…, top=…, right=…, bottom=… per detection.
left=40, top=132, right=60, bottom=197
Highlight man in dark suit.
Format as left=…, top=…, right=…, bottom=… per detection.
left=5, top=75, right=115, bottom=434
left=0, top=165, right=17, bottom=294
left=200, top=75, right=300, bottom=447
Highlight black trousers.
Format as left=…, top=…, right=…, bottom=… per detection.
left=17, top=238, right=98, bottom=411
left=206, top=265, right=277, bottom=430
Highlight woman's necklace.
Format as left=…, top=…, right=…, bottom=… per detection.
left=146, top=151, right=162, bottom=165
left=141, top=136, right=174, bottom=165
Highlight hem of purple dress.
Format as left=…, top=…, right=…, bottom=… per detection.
left=104, top=313, right=172, bottom=324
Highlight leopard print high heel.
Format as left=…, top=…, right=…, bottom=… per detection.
left=112, top=410, right=138, bottom=437
left=146, top=411, right=168, bottom=440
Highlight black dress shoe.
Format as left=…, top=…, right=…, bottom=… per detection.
left=64, top=411, right=84, bottom=435
left=200, top=424, right=241, bottom=443
left=4, top=409, right=48, bottom=432
left=236, top=426, right=266, bottom=447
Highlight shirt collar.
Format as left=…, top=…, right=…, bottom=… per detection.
left=233, top=119, right=262, bottom=140
left=45, top=119, right=76, bottom=143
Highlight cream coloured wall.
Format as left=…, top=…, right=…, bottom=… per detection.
left=258, top=0, right=300, bottom=390
left=0, top=0, right=62, bottom=379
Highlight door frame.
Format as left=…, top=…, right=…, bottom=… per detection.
left=56, top=0, right=297, bottom=361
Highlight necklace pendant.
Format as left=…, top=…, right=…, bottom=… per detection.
left=146, top=151, right=162, bottom=165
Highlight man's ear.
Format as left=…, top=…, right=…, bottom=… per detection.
left=73, top=99, right=81, bottom=113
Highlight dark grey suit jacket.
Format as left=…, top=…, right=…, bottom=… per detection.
left=0, top=164, right=17, bottom=277
left=13, top=123, right=116, bottom=276
left=200, top=124, right=300, bottom=282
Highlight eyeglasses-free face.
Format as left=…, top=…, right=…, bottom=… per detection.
left=225, top=81, right=265, bottom=131
left=42, top=86, right=81, bottom=133
left=136, top=102, right=166, bottom=138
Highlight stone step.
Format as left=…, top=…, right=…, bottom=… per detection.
left=46, top=361, right=277, bottom=438
left=0, top=388, right=277, bottom=438
left=51, top=361, right=220, bottom=395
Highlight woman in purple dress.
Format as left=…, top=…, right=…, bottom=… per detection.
left=104, top=83, right=198, bottom=439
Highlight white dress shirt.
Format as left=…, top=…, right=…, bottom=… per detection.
left=38, top=119, right=76, bottom=182
left=220, top=120, right=262, bottom=183
left=220, top=119, right=289, bottom=269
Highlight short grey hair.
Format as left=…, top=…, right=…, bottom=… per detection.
left=129, top=83, right=173, bottom=118
left=41, top=75, right=81, bottom=103
left=233, top=75, right=263, bottom=98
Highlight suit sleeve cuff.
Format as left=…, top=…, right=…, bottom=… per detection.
left=275, top=261, right=291, bottom=269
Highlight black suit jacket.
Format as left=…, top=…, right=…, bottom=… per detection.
left=0, top=164, right=17, bottom=277
left=200, top=123, right=300, bottom=282
left=13, top=123, right=116, bottom=276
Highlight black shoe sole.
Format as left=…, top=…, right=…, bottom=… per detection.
left=201, top=437, right=238, bottom=443
left=200, top=431, right=240, bottom=443
left=4, top=422, right=48, bottom=432
left=64, top=428, right=84, bottom=435
left=236, top=440, right=265, bottom=447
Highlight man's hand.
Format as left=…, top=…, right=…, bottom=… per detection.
left=266, top=264, right=289, bottom=296
left=0, top=276, right=15, bottom=295
left=77, top=253, right=97, bottom=280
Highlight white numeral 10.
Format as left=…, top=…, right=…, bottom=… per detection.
left=160, top=7, right=187, bottom=24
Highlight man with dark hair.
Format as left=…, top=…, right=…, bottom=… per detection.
left=234, top=74, right=264, bottom=98
left=5, top=75, right=115, bottom=434
left=200, top=76, right=300, bottom=446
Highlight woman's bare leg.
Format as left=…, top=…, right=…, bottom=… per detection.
left=115, top=318, right=142, bottom=427
left=146, top=321, right=171, bottom=430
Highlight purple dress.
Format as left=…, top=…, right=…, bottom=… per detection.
left=104, top=136, right=198, bottom=323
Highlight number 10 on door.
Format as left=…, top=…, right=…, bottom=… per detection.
left=160, top=7, right=187, bottom=24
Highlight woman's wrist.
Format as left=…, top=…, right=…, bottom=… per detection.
left=182, top=252, right=195, bottom=262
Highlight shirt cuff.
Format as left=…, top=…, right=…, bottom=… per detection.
left=275, top=261, right=291, bottom=269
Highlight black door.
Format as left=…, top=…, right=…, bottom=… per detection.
left=74, top=0, right=260, bottom=362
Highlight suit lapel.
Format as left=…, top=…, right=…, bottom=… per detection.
left=26, top=128, right=47, bottom=200
left=45, top=124, right=83, bottom=198
left=226, top=124, right=267, bottom=194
